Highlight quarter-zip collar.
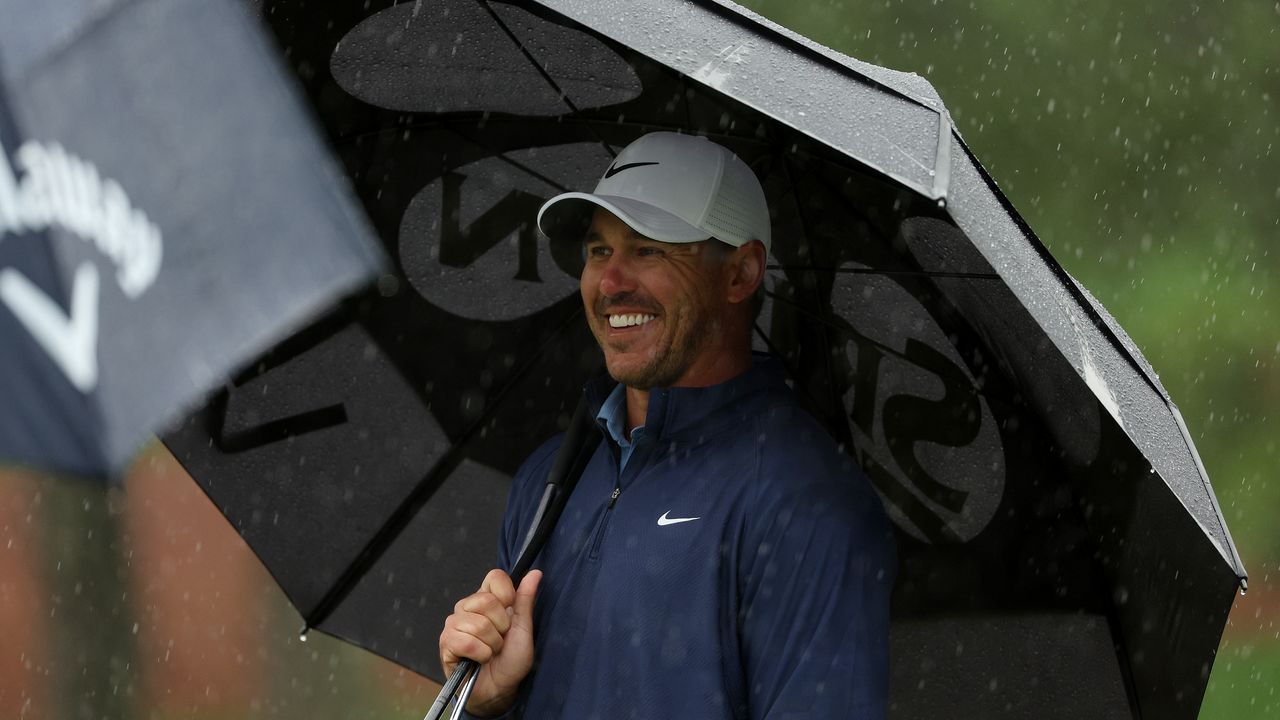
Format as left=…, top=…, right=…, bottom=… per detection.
left=584, top=352, right=786, bottom=443
left=594, top=383, right=648, bottom=471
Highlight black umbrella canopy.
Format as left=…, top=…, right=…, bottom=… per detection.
left=0, top=0, right=386, bottom=478
left=163, top=1, right=1246, bottom=717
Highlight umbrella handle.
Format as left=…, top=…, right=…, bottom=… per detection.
left=423, top=395, right=602, bottom=720
left=422, top=484, right=560, bottom=720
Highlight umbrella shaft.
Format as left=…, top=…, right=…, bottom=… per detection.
left=425, top=660, right=477, bottom=720
left=450, top=668, right=481, bottom=720
left=424, top=397, right=601, bottom=719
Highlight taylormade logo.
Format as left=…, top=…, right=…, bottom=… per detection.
left=0, top=139, right=163, bottom=298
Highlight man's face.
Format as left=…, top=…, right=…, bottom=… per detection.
left=580, top=208, right=731, bottom=389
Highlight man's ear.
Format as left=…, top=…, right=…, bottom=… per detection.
left=725, top=240, right=766, bottom=304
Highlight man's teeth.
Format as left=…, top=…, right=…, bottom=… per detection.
left=608, top=313, right=656, bottom=328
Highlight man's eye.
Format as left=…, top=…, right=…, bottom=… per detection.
left=637, top=246, right=663, bottom=257
left=585, top=245, right=610, bottom=258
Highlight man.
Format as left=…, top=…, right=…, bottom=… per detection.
left=439, top=132, right=895, bottom=719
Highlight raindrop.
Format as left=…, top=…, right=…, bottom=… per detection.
left=377, top=273, right=401, bottom=296
left=299, top=626, right=310, bottom=642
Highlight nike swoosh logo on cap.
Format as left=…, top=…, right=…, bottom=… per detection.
left=657, top=511, right=701, bottom=526
left=604, top=161, right=660, bottom=178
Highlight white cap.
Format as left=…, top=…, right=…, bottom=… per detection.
left=537, top=132, right=771, bottom=252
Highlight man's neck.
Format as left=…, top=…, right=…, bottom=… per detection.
left=623, top=386, right=649, bottom=435
left=621, top=350, right=754, bottom=434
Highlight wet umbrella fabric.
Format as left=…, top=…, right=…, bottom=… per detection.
left=161, top=1, right=1246, bottom=718
left=0, top=0, right=386, bottom=479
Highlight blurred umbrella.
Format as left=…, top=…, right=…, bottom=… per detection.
left=162, top=1, right=1246, bottom=717
left=0, top=0, right=386, bottom=479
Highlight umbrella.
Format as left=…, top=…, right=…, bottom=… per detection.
left=161, top=1, right=1247, bottom=717
left=0, top=0, right=386, bottom=479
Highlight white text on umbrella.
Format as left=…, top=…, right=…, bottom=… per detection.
left=0, top=139, right=163, bottom=298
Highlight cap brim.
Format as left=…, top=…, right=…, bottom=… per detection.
left=537, top=192, right=711, bottom=244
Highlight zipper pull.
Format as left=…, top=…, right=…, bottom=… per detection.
left=608, top=487, right=621, bottom=509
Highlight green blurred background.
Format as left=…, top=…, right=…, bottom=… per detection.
left=1, top=1, right=1274, bottom=718
left=739, top=0, right=1278, bottom=716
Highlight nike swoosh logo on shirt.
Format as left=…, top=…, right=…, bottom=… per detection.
left=603, top=161, right=660, bottom=178
left=657, top=511, right=701, bottom=526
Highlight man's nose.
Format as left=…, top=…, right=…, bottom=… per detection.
left=597, top=253, right=637, bottom=297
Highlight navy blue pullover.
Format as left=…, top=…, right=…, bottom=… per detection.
left=492, top=357, right=895, bottom=719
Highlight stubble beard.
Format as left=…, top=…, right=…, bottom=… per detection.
left=594, top=299, right=714, bottom=390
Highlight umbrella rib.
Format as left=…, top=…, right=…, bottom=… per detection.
left=775, top=148, right=822, bottom=282
left=684, top=0, right=942, bottom=114
left=680, top=72, right=697, bottom=139
left=769, top=265, right=1000, bottom=280
left=762, top=288, right=905, bottom=367
left=475, top=0, right=618, bottom=161
left=8, top=0, right=152, bottom=82
left=763, top=289, right=1029, bottom=418
left=1168, top=404, right=1248, bottom=580
left=776, top=150, right=867, bottom=436
left=803, top=150, right=910, bottom=243
left=951, top=137, right=1170, bottom=403
left=932, top=109, right=954, bottom=201
left=442, top=121, right=582, bottom=196
left=777, top=141, right=905, bottom=260
left=336, top=117, right=579, bottom=197
left=750, top=320, right=836, bottom=417
left=754, top=317, right=969, bottom=547
left=301, top=303, right=588, bottom=632
left=341, top=115, right=592, bottom=194
left=474, top=0, right=583, bottom=116
left=355, top=113, right=898, bottom=207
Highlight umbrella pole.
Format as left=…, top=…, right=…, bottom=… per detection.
left=448, top=666, right=482, bottom=720
left=424, top=396, right=603, bottom=720
left=424, top=661, right=476, bottom=720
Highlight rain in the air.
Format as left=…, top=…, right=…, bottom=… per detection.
left=0, top=0, right=1274, bottom=718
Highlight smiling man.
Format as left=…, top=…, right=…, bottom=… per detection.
left=439, top=132, right=895, bottom=719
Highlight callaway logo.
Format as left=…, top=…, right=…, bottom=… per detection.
left=0, top=140, right=163, bottom=298
left=0, top=139, right=164, bottom=393
left=603, top=161, right=659, bottom=179
left=657, top=510, right=700, bottom=526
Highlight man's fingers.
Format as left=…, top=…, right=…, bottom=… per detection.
left=440, top=569, right=537, bottom=671
left=441, top=631, right=496, bottom=665
left=479, top=568, right=517, bottom=607
left=513, top=569, right=542, bottom=622
left=440, top=612, right=504, bottom=663
left=438, top=570, right=541, bottom=716
left=453, top=613, right=506, bottom=653
left=455, top=592, right=512, bottom=635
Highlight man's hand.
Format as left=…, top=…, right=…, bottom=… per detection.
left=439, top=568, right=543, bottom=718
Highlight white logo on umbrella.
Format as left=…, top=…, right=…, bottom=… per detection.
left=0, top=262, right=99, bottom=392
left=0, top=139, right=164, bottom=393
